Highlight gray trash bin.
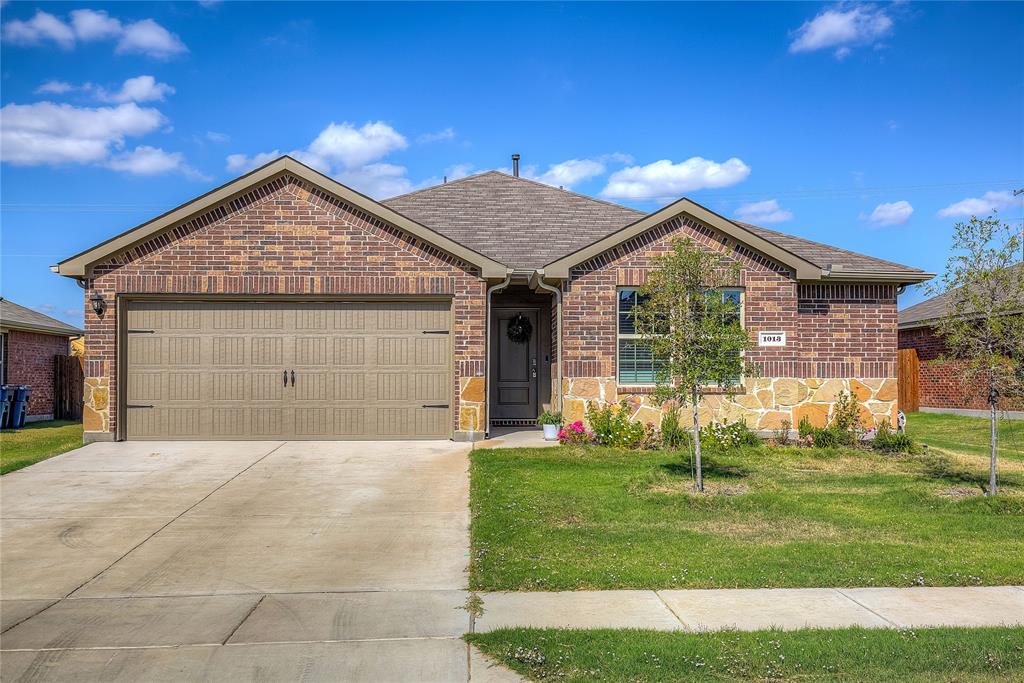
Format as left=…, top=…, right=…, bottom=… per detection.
left=10, top=385, right=31, bottom=430
left=0, top=385, right=12, bottom=429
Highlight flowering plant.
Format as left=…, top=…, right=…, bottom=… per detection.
left=557, top=420, right=593, bottom=445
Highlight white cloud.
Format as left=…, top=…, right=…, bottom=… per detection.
left=336, top=163, right=413, bottom=198
left=205, top=131, right=230, bottom=143
left=107, top=145, right=204, bottom=178
left=97, top=75, right=175, bottom=103
left=2, top=10, right=76, bottom=48
left=304, top=121, right=408, bottom=169
left=868, top=200, right=914, bottom=227
left=35, top=80, right=75, bottom=95
left=446, top=163, right=474, bottom=180
left=226, top=121, right=411, bottom=198
left=735, top=199, right=793, bottom=225
left=937, top=191, right=1023, bottom=218
left=789, top=4, right=893, bottom=58
left=416, top=127, right=455, bottom=144
left=0, top=101, right=165, bottom=166
left=601, top=157, right=751, bottom=201
left=2, top=8, right=186, bottom=59
left=115, top=19, right=187, bottom=59
left=226, top=150, right=281, bottom=174
left=527, top=159, right=606, bottom=189
left=69, top=9, right=122, bottom=42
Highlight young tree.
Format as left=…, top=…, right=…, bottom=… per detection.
left=929, top=216, right=1024, bottom=495
left=633, top=238, right=757, bottom=492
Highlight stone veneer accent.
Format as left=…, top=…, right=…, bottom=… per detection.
left=562, top=376, right=899, bottom=431
left=81, top=173, right=487, bottom=441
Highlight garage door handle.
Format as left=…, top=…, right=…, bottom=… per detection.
left=283, top=370, right=288, bottom=386
left=127, top=404, right=154, bottom=409
left=422, top=330, right=449, bottom=335
left=422, top=404, right=449, bottom=409
left=291, top=370, right=295, bottom=387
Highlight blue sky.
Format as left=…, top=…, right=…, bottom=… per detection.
left=2, top=1, right=1022, bottom=326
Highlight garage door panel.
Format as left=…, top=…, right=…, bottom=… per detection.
left=125, top=300, right=451, bottom=440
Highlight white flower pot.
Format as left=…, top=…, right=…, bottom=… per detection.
left=542, top=424, right=560, bottom=441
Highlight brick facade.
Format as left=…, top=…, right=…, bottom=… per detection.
left=560, top=213, right=899, bottom=430
left=82, top=173, right=487, bottom=438
left=3, top=329, right=69, bottom=418
left=899, top=324, right=1024, bottom=412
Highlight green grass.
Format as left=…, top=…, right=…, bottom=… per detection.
left=1, top=420, right=83, bottom=475
left=906, top=412, right=1024, bottom=462
left=470, top=443, right=1024, bottom=590
left=468, top=627, right=1024, bottom=682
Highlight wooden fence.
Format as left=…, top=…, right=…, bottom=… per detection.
left=897, top=348, right=920, bottom=413
left=54, top=355, right=84, bottom=420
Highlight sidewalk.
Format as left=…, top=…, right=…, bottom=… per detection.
left=475, top=586, right=1024, bottom=633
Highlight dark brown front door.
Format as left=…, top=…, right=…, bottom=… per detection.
left=491, top=309, right=539, bottom=421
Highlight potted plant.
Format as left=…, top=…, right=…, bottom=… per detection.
left=537, top=410, right=563, bottom=441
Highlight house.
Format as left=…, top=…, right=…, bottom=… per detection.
left=898, top=262, right=1023, bottom=417
left=54, top=156, right=931, bottom=442
left=0, top=298, right=83, bottom=422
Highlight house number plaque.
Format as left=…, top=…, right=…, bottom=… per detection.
left=758, top=331, right=786, bottom=347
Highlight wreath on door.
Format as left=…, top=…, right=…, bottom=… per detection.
left=506, top=313, right=533, bottom=345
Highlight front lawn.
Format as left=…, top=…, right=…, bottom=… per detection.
left=468, top=627, right=1024, bottom=682
left=1, top=420, right=83, bottom=475
left=906, top=411, right=1024, bottom=462
left=470, top=444, right=1024, bottom=590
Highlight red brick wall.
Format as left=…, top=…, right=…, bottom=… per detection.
left=563, top=213, right=898, bottom=380
left=84, top=173, right=486, bottom=436
left=899, top=324, right=1024, bottom=411
left=4, top=330, right=69, bottom=417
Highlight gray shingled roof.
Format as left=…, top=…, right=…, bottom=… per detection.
left=738, top=223, right=927, bottom=276
left=899, top=262, right=1024, bottom=327
left=384, top=171, right=926, bottom=277
left=0, top=298, right=83, bottom=336
left=384, top=171, right=645, bottom=269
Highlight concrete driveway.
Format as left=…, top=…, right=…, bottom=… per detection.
left=1, top=440, right=514, bottom=681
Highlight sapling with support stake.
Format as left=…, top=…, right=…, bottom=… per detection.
left=632, top=237, right=758, bottom=492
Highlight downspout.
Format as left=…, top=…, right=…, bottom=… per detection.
left=484, top=271, right=512, bottom=438
left=534, top=273, right=563, bottom=414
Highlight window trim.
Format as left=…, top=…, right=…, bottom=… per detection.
left=615, top=286, right=745, bottom=388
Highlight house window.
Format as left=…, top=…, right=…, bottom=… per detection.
left=617, top=289, right=663, bottom=385
left=616, top=287, right=744, bottom=386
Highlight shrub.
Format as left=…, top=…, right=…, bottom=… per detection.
left=809, top=426, right=845, bottom=449
left=798, top=415, right=815, bottom=439
left=537, top=410, right=562, bottom=426
left=557, top=420, right=593, bottom=445
left=872, top=420, right=919, bottom=454
left=660, top=405, right=690, bottom=450
left=829, top=390, right=865, bottom=445
left=700, top=420, right=760, bottom=450
left=773, top=418, right=792, bottom=446
left=585, top=401, right=645, bottom=448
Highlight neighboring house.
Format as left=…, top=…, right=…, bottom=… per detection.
left=54, top=156, right=931, bottom=442
left=0, top=298, right=84, bottom=422
left=898, top=262, right=1023, bottom=416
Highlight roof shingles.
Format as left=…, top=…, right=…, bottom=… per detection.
left=384, top=171, right=925, bottom=278
left=1, top=298, right=83, bottom=336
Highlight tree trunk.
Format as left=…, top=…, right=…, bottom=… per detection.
left=989, top=393, right=998, bottom=496
left=692, top=388, right=703, bottom=493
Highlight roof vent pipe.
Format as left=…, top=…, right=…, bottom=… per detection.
left=512, top=154, right=520, bottom=177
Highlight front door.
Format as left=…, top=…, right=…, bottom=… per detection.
left=491, top=308, right=539, bottom=421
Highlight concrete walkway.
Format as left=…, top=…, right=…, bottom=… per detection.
left=475, top=586, right=1024, bottom=633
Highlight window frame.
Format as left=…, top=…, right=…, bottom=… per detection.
left=615, top=286, right=745, bottom=388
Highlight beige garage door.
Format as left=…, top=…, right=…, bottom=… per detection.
left=124, top=300, right=452, bottom=440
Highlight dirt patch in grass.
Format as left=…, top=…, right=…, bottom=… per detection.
left=692, top=516, right=846, bottom=544
left=938, top=486, right=985, bottom=499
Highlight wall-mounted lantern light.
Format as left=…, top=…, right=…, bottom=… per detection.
left=90, top=292, right=106, bottom=317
